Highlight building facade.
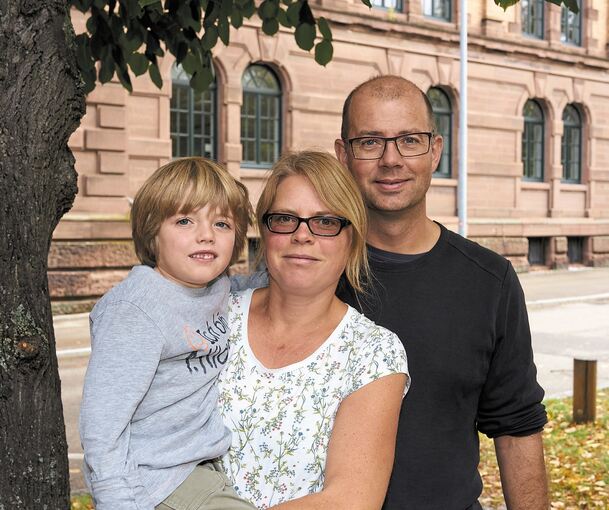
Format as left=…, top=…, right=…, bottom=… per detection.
left=51, top=0, right=609, bottom=314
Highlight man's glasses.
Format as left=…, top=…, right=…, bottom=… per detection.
left=262, top=213, right=351, bottom=237
left=347, top=132, right=434, bottom=160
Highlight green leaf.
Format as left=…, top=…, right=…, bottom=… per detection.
left=218, top=17, right=230, bottom=45
left=286, top=2, right=300, bottom=26
left=241, top=0, right=256, bottom=18
left=116, top=61, right=133, bottom=92
left=562, top=0, right=579, bottom=13
left=493, top=0, right=526, bottom=8
left=298, top=1, right=315, bottom=24
left=360, top=0, right=371, bottom=7
left=181, top=53, right=199, bottom=75
left=220, top=0, right=234, bottom=16
left=99, top=54, right=115, bottom=84
left=317, top=17, right=332, bottom=40
left=314, top=39, right=333, bottom=66
left=138, top=0, right=160, bottom=6
left=201, top=25, right=218, bottom=50
left=231, top=10, right=243, bottom=28
left=277, top=8, right=290, bottom=27
left=294, top=22, right=315, bottom=51
left=128, top=52, right=149, bottom=76
left=262, top=18, right=279, bottom=35
left=190, top=67, right=214, bottom=93
left=259, top=0, right=279, bottom=19
left=149, top=62, right=163, bottom=89
left=70, top=0, right=93, bottom=13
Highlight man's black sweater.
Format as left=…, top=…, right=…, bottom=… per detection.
left=337, top=223, right=547, bottom=510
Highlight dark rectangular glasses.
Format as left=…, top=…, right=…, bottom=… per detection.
left=263, top=213, right=351, bottom=237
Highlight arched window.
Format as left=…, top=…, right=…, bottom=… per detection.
left=241, top=65, right=281, bottom=168
left=170, top=64, right=216, bottom=158
left=521, top=0, right=545, bottom=39
left=562, top=105, right=582, bottom=183
left=427, top=87, right=452, bottom=178
left=522, top=100, right=544, bottom=181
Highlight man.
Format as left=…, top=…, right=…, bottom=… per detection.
left=335, top=75, right=548, bottom=510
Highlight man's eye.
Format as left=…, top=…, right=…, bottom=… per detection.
left=401, top=135, right=423, bottom=145
left=359, top=138, right=382, bottom=147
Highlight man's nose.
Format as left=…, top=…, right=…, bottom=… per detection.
left=380, top=139, right=404, bottom=167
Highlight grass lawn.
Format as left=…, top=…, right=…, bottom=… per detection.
left=70, top=389, right=609, bottom=510
left=479, top=388, right=609, bottom=509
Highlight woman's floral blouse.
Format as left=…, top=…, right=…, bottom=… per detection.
left=218, top=289, right=410, bottom=509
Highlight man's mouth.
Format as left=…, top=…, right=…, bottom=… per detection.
left=375, top=178, right=409, bottom=191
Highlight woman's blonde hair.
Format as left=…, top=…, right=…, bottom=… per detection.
left=255, top=151, right=369, bottom=292
left=131, top=157, right=252, bottom=267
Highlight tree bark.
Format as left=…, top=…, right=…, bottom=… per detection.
left=0, top=1, right=85, bottom=508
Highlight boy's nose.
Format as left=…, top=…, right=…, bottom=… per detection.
left=196, top=225, right=215, bottom=243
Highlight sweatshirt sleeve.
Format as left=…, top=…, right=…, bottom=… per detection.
left=477, top=262, right=547, bottom=438
left=229, top=270, right=268, bottom=292
left=79, top=301, right=164, bottom=510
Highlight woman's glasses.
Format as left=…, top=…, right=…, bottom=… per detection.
left=263, top=213, right=351, bottom=237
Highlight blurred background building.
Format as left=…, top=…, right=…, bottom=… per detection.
left=52, top=0, right=609, bottom=314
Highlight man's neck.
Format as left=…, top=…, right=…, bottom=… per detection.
left=367, top=208, right=440, bottom=255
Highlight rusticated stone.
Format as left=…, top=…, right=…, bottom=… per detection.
left=471, top=237, right=528, bottom=257
left=592, top=236, right=609, bottom=254
left=51, top=299, right=97, bottom=316
left=554, top=236, right=568, bottom=254
left=48, top=241, right=137, bottom=269
left=48, top=270, right=129, bottom=298
left=506, top=256, right=529, bottom=273
left=589, top=253, right=609, bottom=267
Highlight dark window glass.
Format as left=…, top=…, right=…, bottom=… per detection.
left=561, top=1, right=582, bottom=45
left=371, top=0, right=403, bottom=10
left=422, top=0, right=451, bottom=21
left=241, top=65, right=281, bottom=168
left=170, top=64, right=216, bottom=158
left=567, top=237, right=584, bottom=264
left=522, top=100, right=544, bottom=181
left=521, top=0, right=545, bottom=39
left=427, top=88, right=452, bottom=178
left=561, top=105, right=582, bottom=183
left=528, top=237, right=547, bottom=266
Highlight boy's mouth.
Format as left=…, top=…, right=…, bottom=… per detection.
left=189, top=250, right=217, bottom=260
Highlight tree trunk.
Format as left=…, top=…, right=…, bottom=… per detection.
left=0, top=1, right=85, bottom=508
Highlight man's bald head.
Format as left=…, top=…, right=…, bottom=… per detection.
left=340, top=75, right=436, bottom=140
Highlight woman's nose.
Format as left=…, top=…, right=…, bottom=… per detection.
left=291, top=220, right=314, bottom=242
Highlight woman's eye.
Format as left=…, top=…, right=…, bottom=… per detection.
left=276, top=215, right=294, bottom=224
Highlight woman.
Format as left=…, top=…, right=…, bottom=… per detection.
left=219, top=151, right=409, bottom=509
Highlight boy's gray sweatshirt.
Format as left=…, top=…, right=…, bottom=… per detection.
left=80, top=265, right=236, bottom=510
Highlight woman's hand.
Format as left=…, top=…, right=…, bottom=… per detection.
left=270, top=373, right=407, bottom=510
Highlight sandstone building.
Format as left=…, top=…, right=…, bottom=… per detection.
left=51, top=0, right=609, bottom=313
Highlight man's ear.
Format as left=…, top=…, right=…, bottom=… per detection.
left=335, top=138, right=348, bottom=167
left=431, top=134, right=444, bottom=172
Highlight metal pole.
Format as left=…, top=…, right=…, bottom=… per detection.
left=458, top=0, right=468, bottom=238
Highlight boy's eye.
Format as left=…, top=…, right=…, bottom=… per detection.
left=215, top=220, right=232, bottom=229
left=176, top=218, right=191, bottom=226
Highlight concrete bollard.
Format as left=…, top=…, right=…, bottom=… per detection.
left=573, top=359, right=597, bottom=424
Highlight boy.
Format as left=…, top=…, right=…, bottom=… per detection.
left=79, top=158, right=257, bottom=510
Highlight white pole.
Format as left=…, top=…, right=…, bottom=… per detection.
left=458, top=0, right=468, bottom=238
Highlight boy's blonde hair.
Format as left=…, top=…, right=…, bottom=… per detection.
left=131, top=157, right=252, bottom=267
left=255, top=151, right=370, bottom=293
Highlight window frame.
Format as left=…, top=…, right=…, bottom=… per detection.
left=521, top=0, right=545, bottom=39
left=561, top=105, right=582, bottom=184
left=427, top=87, right=452, bottom=179
left=522, top=100, right=545, bottom=182
left=560, top=1, right=582, bottom=46
left=422, top=0, right=452, bottom=22
left=170, top=64, right=217, bottom=159
left=241, top=64, right=282, bottom=169
left=371, top=0, right=403, bottom=11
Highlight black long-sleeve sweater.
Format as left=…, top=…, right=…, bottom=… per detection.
left=337, top=222, right=547, bottom=510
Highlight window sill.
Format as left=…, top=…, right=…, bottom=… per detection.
left=521, top=180, right=549, bottom=189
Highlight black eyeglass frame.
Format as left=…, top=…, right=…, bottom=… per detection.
left=346, top=132, right=435, bottom=160
left=262, top=213, right=351, bottom=237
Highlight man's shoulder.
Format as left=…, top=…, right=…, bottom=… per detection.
left=440, top=225, right=511, bottom=283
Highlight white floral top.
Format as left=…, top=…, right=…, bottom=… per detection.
left=218, top=289, right=410, bottom=509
